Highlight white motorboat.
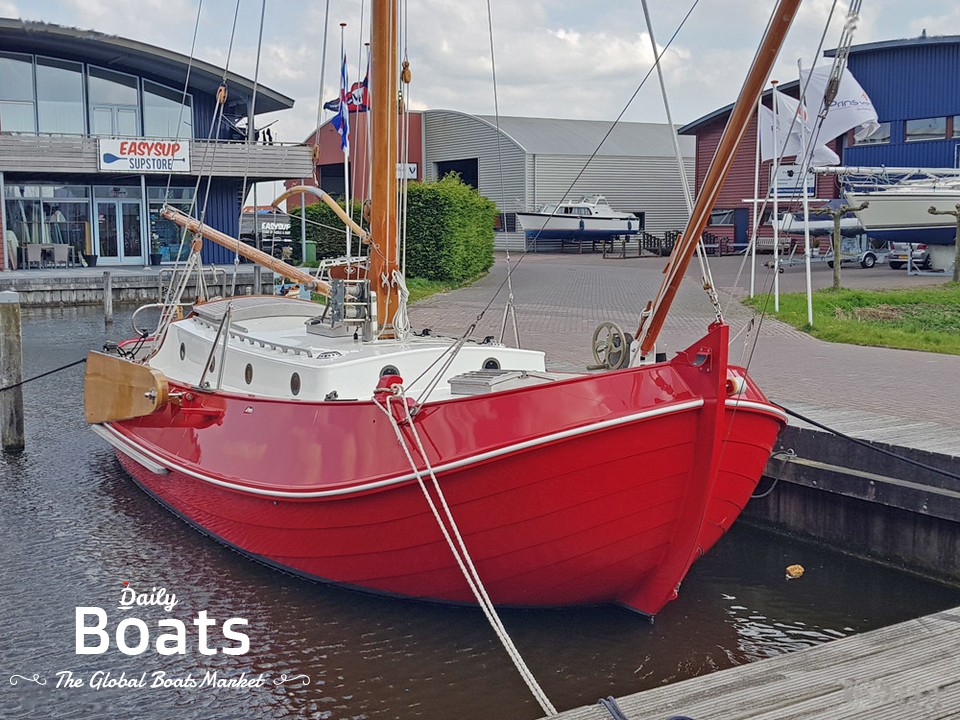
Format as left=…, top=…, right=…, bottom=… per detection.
left=517, top=195, right=641, bottom=242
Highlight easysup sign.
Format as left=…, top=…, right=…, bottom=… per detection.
left=98, top=138, right=191, bottom=174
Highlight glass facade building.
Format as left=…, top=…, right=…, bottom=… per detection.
left=0, top=19, right=306, bottom=271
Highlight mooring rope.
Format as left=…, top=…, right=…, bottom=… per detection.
left=0, top=358, right=86, bottom=393
left=776, top=403, right=960, bottom=483
left=373, top=385, right=557, bottom=716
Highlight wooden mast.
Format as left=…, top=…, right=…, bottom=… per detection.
left=369, top=0, right=399, bottom=335
left=638, top=0, right=802, bottom=355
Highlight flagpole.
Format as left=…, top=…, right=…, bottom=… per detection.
left=798, top=60, right=814, bottom=327
left=771, top=80, right=780, bottom=313
left=339, top=23, right=352, bottom=260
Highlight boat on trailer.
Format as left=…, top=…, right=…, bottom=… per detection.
left=844, top=178, right=960, bottom=245
left=516, top=195, right=642, bottom=243
left=84, top=0, right=797, bottom=616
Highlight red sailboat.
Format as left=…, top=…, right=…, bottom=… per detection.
left=84, top=0, right=798, bottom=616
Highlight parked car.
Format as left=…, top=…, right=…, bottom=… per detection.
left=888, top=242, right=931, bottom=270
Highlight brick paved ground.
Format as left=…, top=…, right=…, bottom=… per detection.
left=409, top=252, right=960, bottom=456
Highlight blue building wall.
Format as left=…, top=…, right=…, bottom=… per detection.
left=842, top=38, right=960, bottom=168
left=198, top=178, right=243, bottom=265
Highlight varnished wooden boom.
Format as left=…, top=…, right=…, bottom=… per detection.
left=160, top=206, right=331, bottom=297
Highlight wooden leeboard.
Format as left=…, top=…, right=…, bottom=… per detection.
left=84, top=351, right=169, bottom=424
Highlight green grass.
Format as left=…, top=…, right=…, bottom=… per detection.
left=744, top=284, right=960, bottom=354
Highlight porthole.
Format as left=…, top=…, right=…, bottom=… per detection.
left=244, top=363, right=253, bottom=384
left=208, top=357, right=216, bottom=372
left=380, top=365, right=400, bottom=377
left=483, top=357, right=501, bottom=370
left=179, top=343, right=185, bottom=361
left=291, top=372, right=301, bottom=396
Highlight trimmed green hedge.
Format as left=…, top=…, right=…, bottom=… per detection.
left=289, top=174, right=495, bottom=282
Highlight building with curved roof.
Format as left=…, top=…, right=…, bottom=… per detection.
left=305, top=109, right=693, bottom=251
left=0, top=18, right=312, bottom=270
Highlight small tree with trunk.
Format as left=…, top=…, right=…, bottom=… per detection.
left=819, top=201, right=869, bottom=290
left=927, top=203, right=960, bottom=282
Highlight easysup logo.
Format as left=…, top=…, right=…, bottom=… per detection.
left=75, top=581, right=250, bottom=656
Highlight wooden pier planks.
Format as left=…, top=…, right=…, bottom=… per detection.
left=549, top=606, right=960, bottom=719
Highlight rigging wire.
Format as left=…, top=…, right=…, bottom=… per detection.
left=524, top=0, right=702, bottom=253
left=640, top=0, right=722, bottom=326
left=442, top=0, right=704, bottom=348
left=230, top=0, right=268, bottom=297
left=485, top=0, right=521, bottom=349
left=156, top=0, right=245, bottom=345
left=162, top=0, right=204, bottom=206
left=723, top=0, right=842, bottom=326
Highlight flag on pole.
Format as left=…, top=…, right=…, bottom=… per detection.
left=801, top=65, right=880, bottom=144
left=323, top=77, right=368, bottom=112
left=759, top=66, right=879, bottom=167
left=759, top=97, right=839, bottom=165
left=330, top=53, right=350, bottom=154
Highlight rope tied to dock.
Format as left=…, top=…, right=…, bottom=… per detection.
left=0, top=357, right=86, bottom=393
left=373, top=383, right=558, bottom=717
left=776, top=403, right=960, bottom=483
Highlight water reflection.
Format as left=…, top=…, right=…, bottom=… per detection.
left=2, top=306, right=959, bottom=719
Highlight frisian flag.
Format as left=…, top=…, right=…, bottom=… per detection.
left=329, top=53, right=350, bottom=154
left=323, top=77, right=369, bottom=113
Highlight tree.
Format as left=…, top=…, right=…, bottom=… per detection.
left=820, top=201, right=868, bottom=290
left=927, top=203, right=960, bottom=282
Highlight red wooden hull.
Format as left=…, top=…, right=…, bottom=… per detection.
left=102, top=324, right=785, bottom=615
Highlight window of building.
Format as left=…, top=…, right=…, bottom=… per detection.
left=951, top=116, right=960, bottom=138
left=0, top=53, right=36, bottom=133
left=493, top=212, right=517, bottom=233
left=148, top=186, right=196, bottom=261
left=88, top=66, right=140, bottom=136
left=905, top=117, right=946, bottom=142
left=143, top=80, right=192, bottom=138
left=37, top=57, right=85, bottom=134
left=709, top=209, right=735, bottom=226
left=852, top=121, right=891, bottom=146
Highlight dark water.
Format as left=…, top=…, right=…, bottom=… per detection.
left=2, top=307, right=959, bottom=720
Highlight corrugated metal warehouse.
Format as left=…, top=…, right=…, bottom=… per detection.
left=422, top=112, right=694, bottom=251
left=679, top=34, right=960, bottom=246
left=306, top=110, right=694, bottom=252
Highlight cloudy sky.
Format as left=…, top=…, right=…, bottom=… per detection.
left=2, top=0, right=958, bottom=143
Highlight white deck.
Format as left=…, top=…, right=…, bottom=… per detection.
left=149, top=297, right=555, bottom=402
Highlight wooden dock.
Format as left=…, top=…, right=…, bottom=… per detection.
left=549, top=605, right=960, bottom=719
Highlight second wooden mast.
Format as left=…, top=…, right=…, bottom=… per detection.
left=369, top=0, right=399, bottom=336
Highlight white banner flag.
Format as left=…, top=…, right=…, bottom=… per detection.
left=801, top=65, right=880, bottom=144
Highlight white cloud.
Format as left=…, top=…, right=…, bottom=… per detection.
left=8, top=0, right=960, bottom=143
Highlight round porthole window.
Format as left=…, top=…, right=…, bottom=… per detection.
left=244, top=363, right=254, bottom=384
left=380, top=365, right=400, bottom=377
left=291, top=372, right=301, bottom=396
left=179, top=343, right=186, bottom=361
left=483, top=357, right=501, bottom=370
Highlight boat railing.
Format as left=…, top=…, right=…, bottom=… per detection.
left=192, top=314, right=316, bottom=358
